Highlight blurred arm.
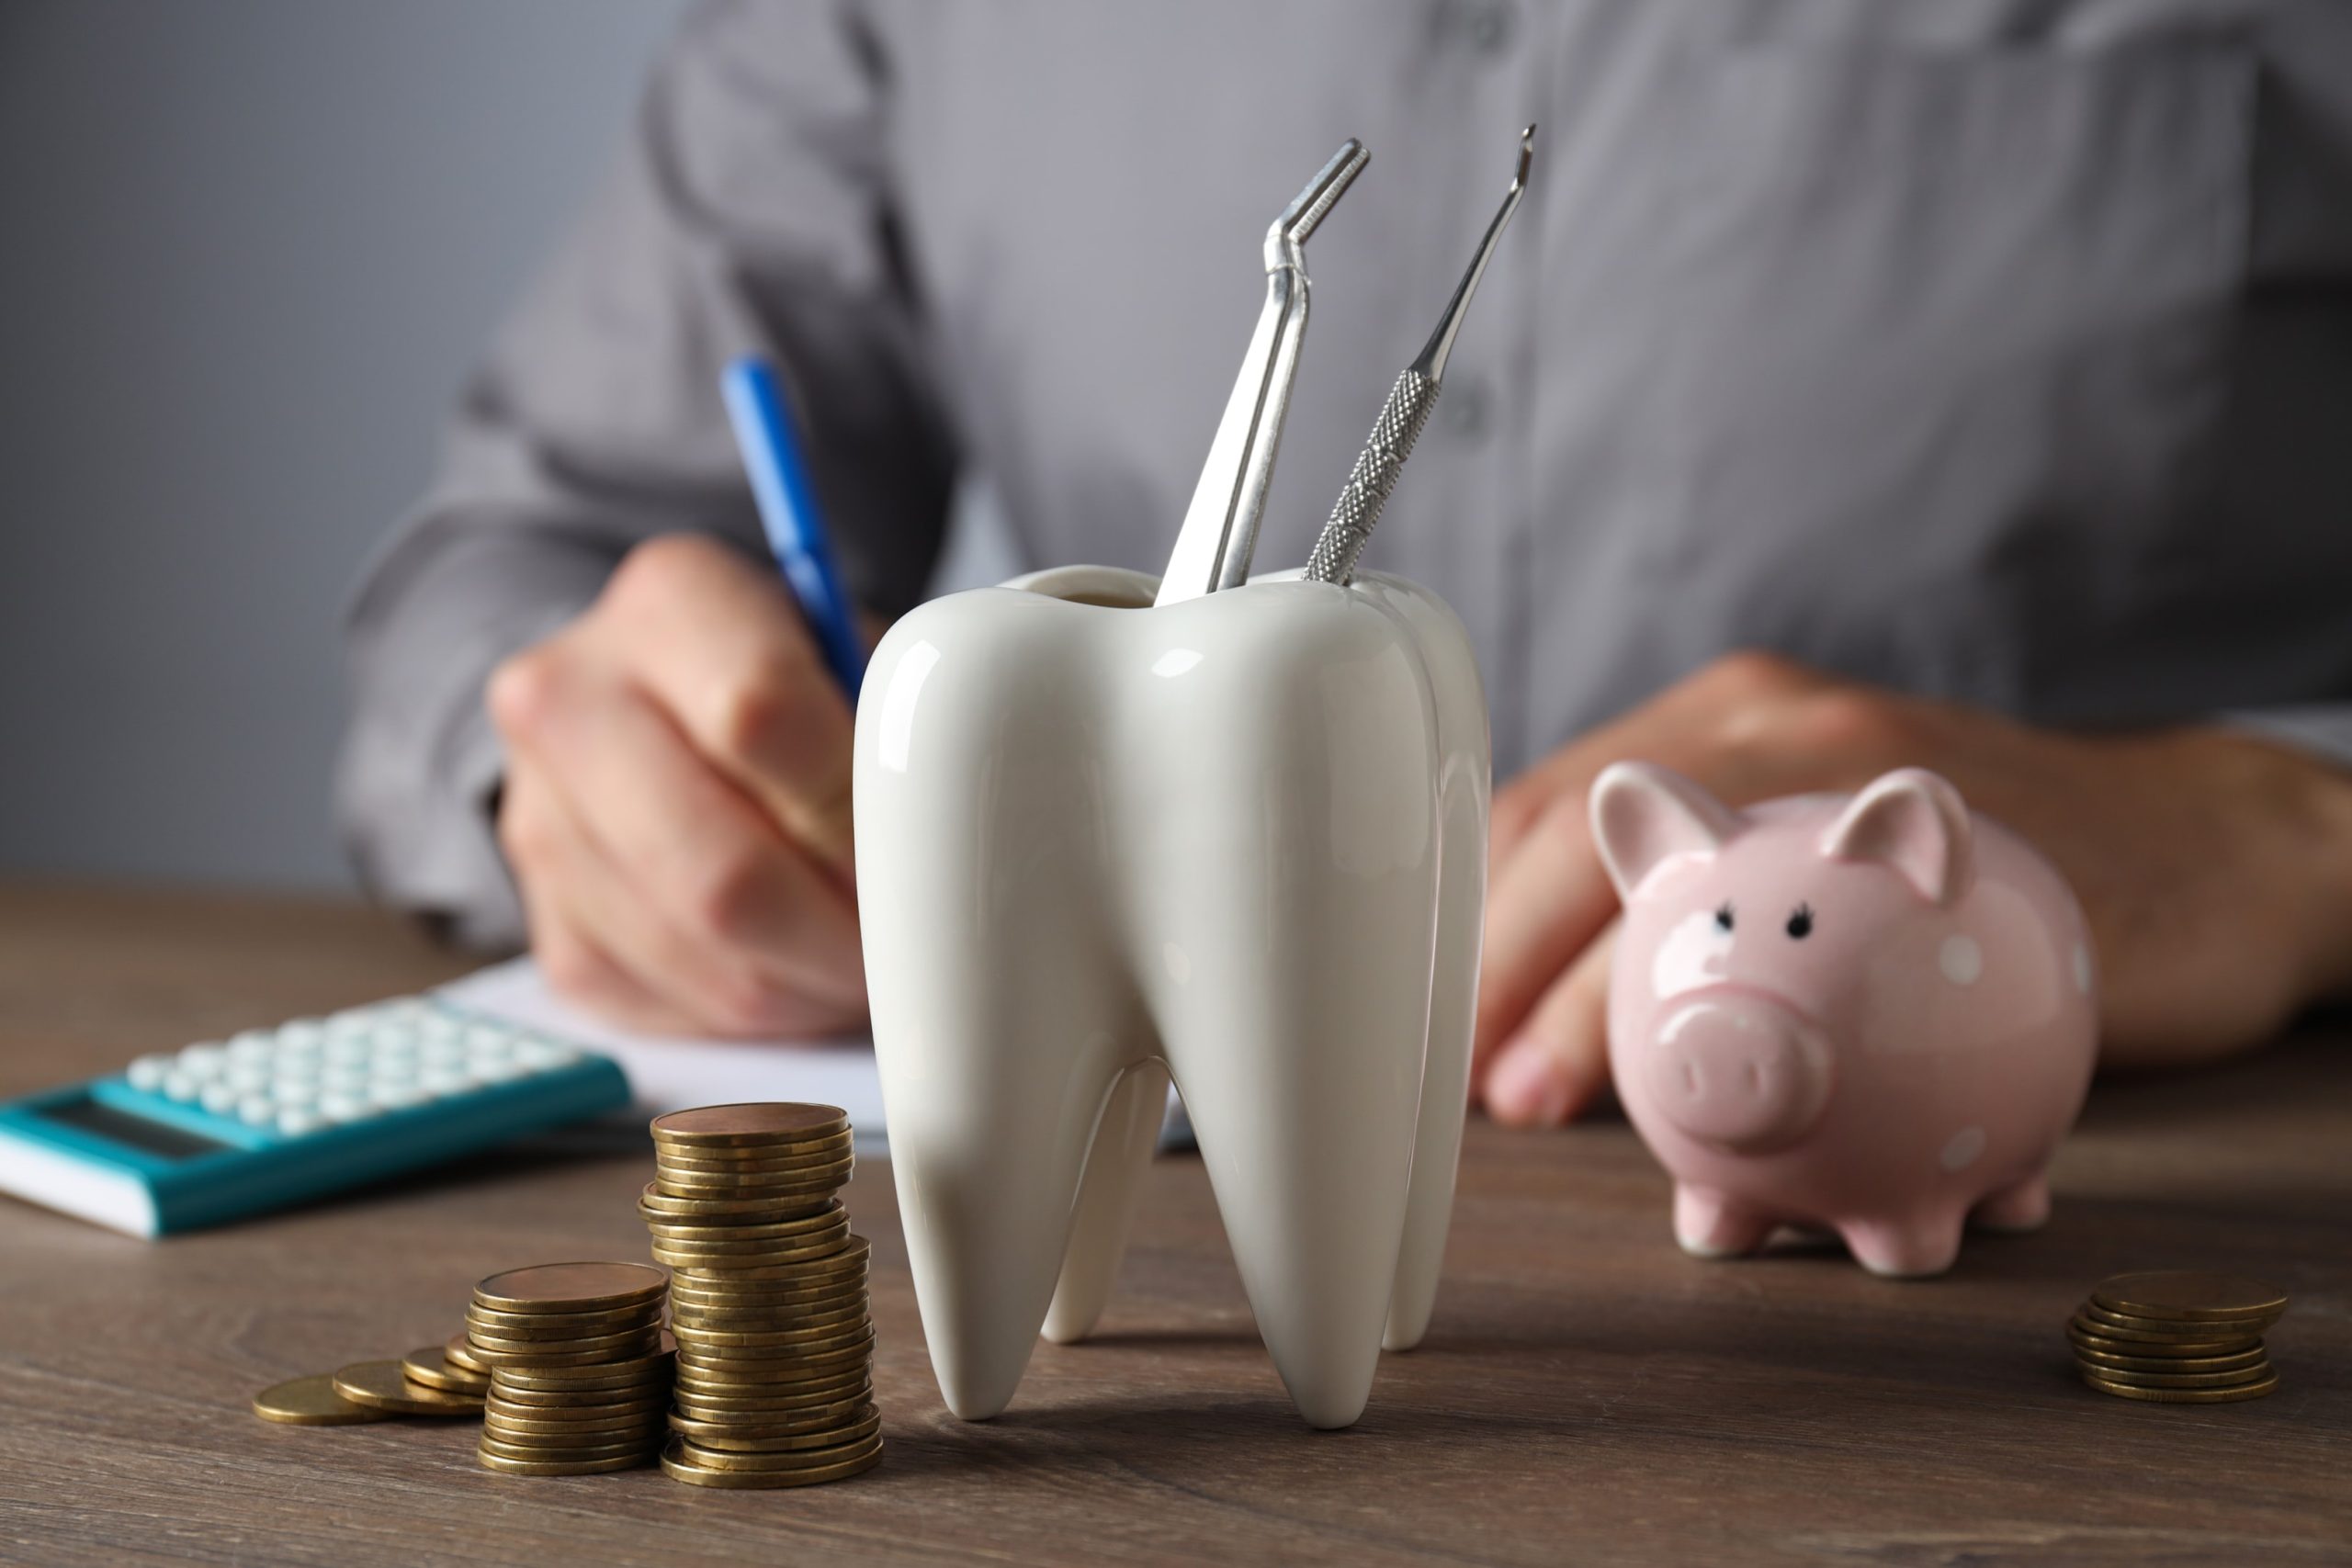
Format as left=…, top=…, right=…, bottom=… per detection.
left=336, top=0, right=956, bottom=947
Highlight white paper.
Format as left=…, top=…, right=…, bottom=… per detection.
left=437, top=957, right=888, bottom=1147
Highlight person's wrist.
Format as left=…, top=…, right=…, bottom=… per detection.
left=2214, top=729, right=2352, bottom=1005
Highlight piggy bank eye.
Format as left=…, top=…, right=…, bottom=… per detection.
left=1786, top=904, right=1815, bottom=940
left=1713, top=902, right=1735, bottom=933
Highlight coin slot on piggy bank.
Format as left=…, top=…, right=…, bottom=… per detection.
left=1591, top=762, right=2099, bottom=1279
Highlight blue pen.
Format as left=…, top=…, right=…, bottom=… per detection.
left=721, top=355, right=869, bottom=702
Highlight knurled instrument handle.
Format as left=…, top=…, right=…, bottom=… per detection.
left=1304, top=367, right=1439, bottom=585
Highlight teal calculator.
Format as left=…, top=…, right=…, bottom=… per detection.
left=0, top=996, right=630, bottom=1237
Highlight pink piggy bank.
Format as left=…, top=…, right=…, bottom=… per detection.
left=1591, top=762, right=2098, bottom=1279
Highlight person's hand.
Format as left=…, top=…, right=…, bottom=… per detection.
left=1475, top=652, right=2352, bottom=1126
left=487, top=533, right=865, bottom=1038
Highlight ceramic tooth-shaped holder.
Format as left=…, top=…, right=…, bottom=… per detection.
left=854, top=564, right=1488, bottom=1429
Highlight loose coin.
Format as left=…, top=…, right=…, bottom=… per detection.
left=2081, top=1370, right=2280, bottom=1403
left=675, top=1431, right=884, bottom=1472
left=401, top=1345, right=491, bottom=1394
left=473, top=1261, right=668, bottom=1315
left=445, top=1334, right=492, bottom=1375
left=2091, top=1271, right=2288, bottom=1324
left=331, top=1359, right=487, bottom=1416
left=253, top=1373, right=389, bottom=1427
left=2074, top=1346, right=2267, bottom=1375
left=651, top=1103, right=849, bottom=1147
left=661, top=1438, right=883, bottom=1489
left=478, top=1448, right=653, bottom=1476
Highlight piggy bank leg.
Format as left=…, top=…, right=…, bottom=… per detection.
left=1042, top=1058, right=1171, bottom=1345
left=1969, top=1173, right=2052, bottom=1234
left=1840, top=1210, right=1966, bottom=1279
left=1673, top=1185, right=1775, bottom=1258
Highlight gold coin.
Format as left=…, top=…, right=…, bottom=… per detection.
left=669, top=1314, right=871, bottom=1348
left=444, top=1333, right=492, bottom=1375
left=2076, top=1360, right=2271, bottom=1390
left=464, top=1303, right=662, bottom=1337
left=652, top=1239, right=852, bottom=1272
left=2074, top=1345, right=2267, bottom=1375
left=465, top=1324, right=662, bottom=1358
left=673, top=1325, right=874, bottom=1361
left=330, top=1360, right=487, bottom=1416
left=2091, top=1271, right=2288, bottom=1324
left=675, top=1430, right=883, bottom=1472
left=643, top=1209, right=849, bottom=1243
left=639, top=1186, right=841, bottom=1221
left=656, top=1141, right=853, bottom=1176
left=489, top=1349, right=674, bottom=1392
left=478, top=1445, right=654, bottom=1475
left=2081, top=1370, right=2279, bottom=1403
left=401, top=1345, right=491, bottom=1394
left=666, top=1262, right=867, bottom=1299
left=671, top=1304, right=867, bottom=1337
left=486, top=1392, right=669, bottom=1422
left=661, top=1437, right=883, bottom=1488
left=480, top=1431, right=660, bottom=1462
left=667, top=1280, right=866, bottom=1312
left=674, top=1359, right=871, bottom=1394
left=675, top=1347, right=875, bottom=1383
left=2066, top=1327, right=2261, bottom=1362
left=650, top=1102, right=849, bottom=1146
left=473, top=1261, right=668, bottom=1315
left=656, top=1122, right=853, bottom=1155
left=252, top=1373, right=390, bottom=1426
left=483, top=1416, right=670, bottom=1446
left=2078, top=1302, right=2266, bottom=1338
left=671, top=1404, right=879, bottom=1449
left=651, top=1168, right=854, bottom=1199
left=673, top=1378, right=871, bottom=1416
left=2066, top=1313, right=2260, bottom=1351
left=484, top=1381, right=670, bottom=1412
left=464, top=1339, right=664, bottom=1371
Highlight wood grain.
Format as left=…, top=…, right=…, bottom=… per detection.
left=0, top=884, right=2345, bottom=1566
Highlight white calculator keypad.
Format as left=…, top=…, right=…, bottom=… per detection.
left=123, top=1000, right=582, bottom=1138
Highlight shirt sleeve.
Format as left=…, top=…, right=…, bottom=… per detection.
left=335, top=0, right=957, bottom=949
left=2227, top=706, right=2352, bottom=776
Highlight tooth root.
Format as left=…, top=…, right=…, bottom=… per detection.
left=1384, top=782, right=1487, bottom=1351
left=1043, top=1058, right=1170, bottom=1345
left=876, top=931, right=1135, bottom=1421
left=1167, top=894, right=1435, bottom=1430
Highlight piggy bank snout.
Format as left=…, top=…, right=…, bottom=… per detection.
left=1642, top=998, right=1834, bottom=1154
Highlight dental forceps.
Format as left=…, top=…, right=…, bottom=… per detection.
left=1306, top=126, right=1534, bottom=587
left=1156, top=139, right=1371, bottom=606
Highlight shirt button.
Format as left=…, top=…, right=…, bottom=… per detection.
left=1441, top=375, right=1495, bottom=443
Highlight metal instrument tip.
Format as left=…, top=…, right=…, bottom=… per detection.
left=1516, top=125, right=1536, bottom=188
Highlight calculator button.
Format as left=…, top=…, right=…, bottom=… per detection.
left=318, top=1093, right=375, bottom=1123
left=160, top=1072, right=202, bottom=1101
left=514, top=1041, right=580, bottom=1069
left=276, top=1107, right=324, bottom=1136
left=323, top=1036, right=370, bottom=1064
left=225, top=1033, right=277, bottom=1062
left=178, top=1044, right=228, bottom=1075
left=127, top=1055, right=173, bottom=1090
left=415, top=1012, right=461, bottom=1042
left=225, top=1061, right=271, bottom=1091
left=472, top=1059, right=530, bottom=1084
left=420, top=1068, right=475, bottom=1096
left=277, top=1019, right=325, bottom=1047
left=271, top=1079, right=321, bottom=1107
left=237, top=1096, right=277, bottom=1125
left=374, top=1084, right=430, bottom=1111
left=199, top=1083, right=241, bottom=1114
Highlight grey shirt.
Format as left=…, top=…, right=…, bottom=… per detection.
left=340, top=0, right=2352, bottom=948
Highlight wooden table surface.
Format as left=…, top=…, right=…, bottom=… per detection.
left=0, top=884, right=2346, bottom=1567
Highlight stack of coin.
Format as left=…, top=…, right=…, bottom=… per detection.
left=466, top=1261, right=675, bottom=1474
left=643, top=1103, right=882, bottom=1489
left=2067, top=1270, right=2287, bottom=1404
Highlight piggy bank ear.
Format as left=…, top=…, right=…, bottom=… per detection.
left=1819, top=768, right=1973, bottom=907
left=1589, top=761, right=1739, bottom=900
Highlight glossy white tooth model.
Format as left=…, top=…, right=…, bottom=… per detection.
left=854, top=563, right=1488, bottom=1429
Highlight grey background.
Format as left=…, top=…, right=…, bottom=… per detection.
left=0, top=0, right=691, bottom=890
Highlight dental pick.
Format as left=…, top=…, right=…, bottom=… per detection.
left=1306, top=125, right=1534, bottom=587
left=1157, top=138, right=1371, bottom=606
